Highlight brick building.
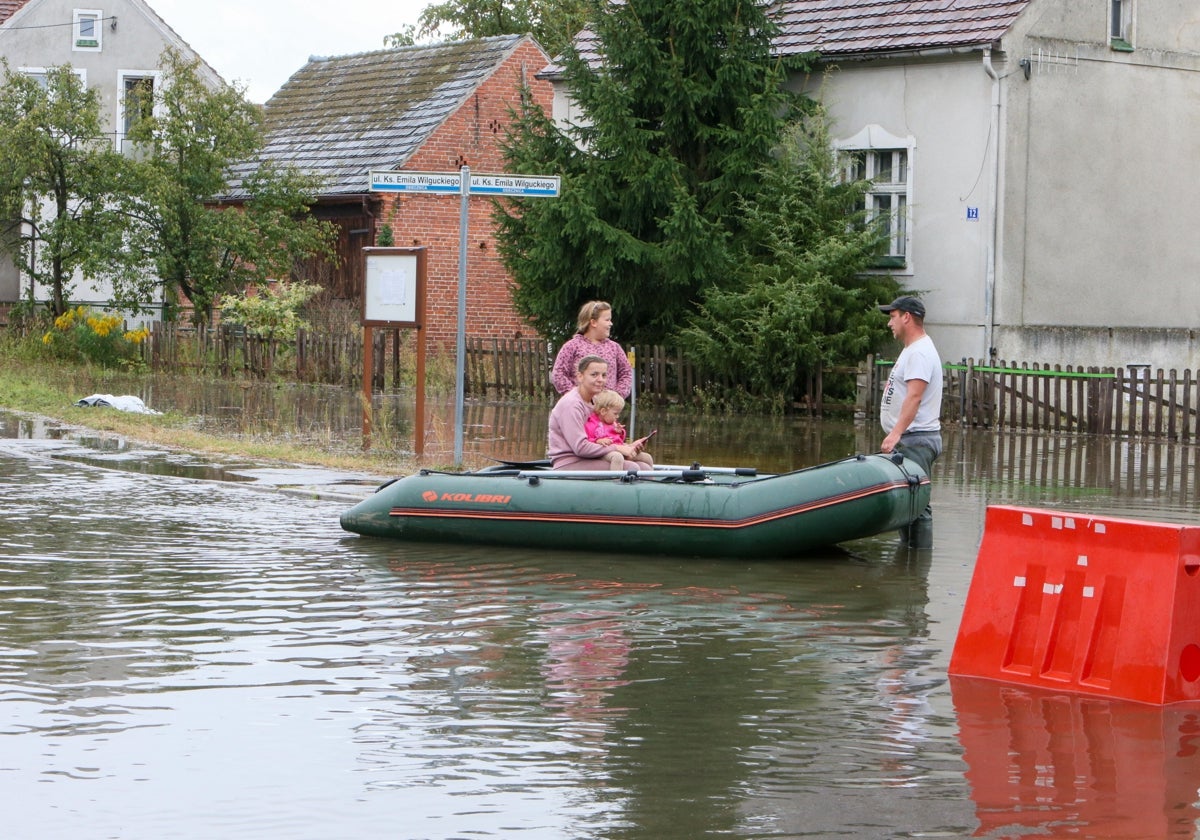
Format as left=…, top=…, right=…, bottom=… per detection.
left=228, top=34, right=553, bottom=348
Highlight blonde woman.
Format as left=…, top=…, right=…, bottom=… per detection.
left=551, top=300, right=633, bottom=398
left=548, top=356, right=645, bottom=471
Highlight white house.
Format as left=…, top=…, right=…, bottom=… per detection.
left=548, top=0, right=1200, bottom=370
left=0, top=0, right=222, bottom=320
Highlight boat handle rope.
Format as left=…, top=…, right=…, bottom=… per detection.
left=882, top=452, right=926, bottom=523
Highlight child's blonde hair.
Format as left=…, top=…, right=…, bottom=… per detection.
left=575, top=300, right=612, bottom=333
left=593, top=389, right=624, bottom=412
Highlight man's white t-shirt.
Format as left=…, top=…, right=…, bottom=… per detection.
left=880, top=334, right=942, bottom=434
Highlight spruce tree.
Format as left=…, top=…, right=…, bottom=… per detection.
left=678, top=114, right=899, bottom=408
left=496, top=0, right=811, bottom=345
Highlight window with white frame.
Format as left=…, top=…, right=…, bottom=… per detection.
left=73, top=9, right=103, bottom=51
left=20, top=66, right=88, bottom=91
left=24, top=70, right=50, bottom=89
left=1110, top=0, right=1133, bottom=50
left=836, top=126, right=914, bottom=271
left=118, top=71, right=159, bottom=155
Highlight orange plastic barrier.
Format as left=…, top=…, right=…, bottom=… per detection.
left=950, top=505, right=1200, bottom=704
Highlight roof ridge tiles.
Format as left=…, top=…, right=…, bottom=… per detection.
left=304, top=32, right=524, bottom=66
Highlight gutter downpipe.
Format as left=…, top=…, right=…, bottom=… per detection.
left=982, top=46, right=1001, bottom=361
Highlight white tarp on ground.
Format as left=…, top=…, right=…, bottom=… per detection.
left=75, top=394, right=162, bottom=415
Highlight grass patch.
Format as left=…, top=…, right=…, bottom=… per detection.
left=0, top=336, right=427, bottom=475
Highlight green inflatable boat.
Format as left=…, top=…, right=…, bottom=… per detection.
left=339, top=453, right=930, bottom=558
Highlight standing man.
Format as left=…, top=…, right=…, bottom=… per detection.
left=878, top=296, right=943, bottom=548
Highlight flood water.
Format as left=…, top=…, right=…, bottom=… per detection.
left=4, top=388, right=1200, bottom=839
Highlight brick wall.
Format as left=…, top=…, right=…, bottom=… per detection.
left=379, top=40, right=553, bottom=350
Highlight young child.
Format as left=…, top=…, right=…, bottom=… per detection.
left=586, top=390, right=654, bottom=470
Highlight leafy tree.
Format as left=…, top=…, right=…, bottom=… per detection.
left=0, top=63, right=137, bottom=317
left=495, top=0, right=811, bottom=345
left=116, top=49, right=336, bottom=325
left=404, top=0, right=590, bottom=57
left=383, top=25, right=419, bottom=48
left=678, top=114, right=899, bottom=406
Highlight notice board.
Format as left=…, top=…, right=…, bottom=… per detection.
left=363, top=247, right=425, bottom=327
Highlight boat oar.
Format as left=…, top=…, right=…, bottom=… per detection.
left=653, top=463, right=758, bottom=476
left=516, top=469, right=710, bottom=482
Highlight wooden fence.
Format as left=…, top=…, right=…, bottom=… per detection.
left=462, top=337, right=840, bottom=410
left=863, top=357, right=1200, bottom=439
left=148, top=323, right=385, bottom=387
left=466, top=338, right=714, bottom=401
left=465, top=337, right=554, bottom=398
left=142, top=328, right=1200, bottom=438
left=144, top=329, right=838, bottom=410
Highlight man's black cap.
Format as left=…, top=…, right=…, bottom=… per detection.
left=878, top=295, right=926, bottom=319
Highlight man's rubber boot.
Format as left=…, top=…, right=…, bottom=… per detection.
left=908, top=519, right=933, bottom=549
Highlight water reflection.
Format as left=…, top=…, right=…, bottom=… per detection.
left=0, top=409, right=259, bottom=481
left=370, top=542, right=957, bottom=839
left=7, top=393, right=1200, bottom=838
left=53, top=374, right=874, bottom=468
left=953, top=676, right=1200, bottom=839
left=34, top=374, right=1200, bottom=497
left=947, top=430, right=1200, bottom=518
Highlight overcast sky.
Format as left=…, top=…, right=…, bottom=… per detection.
left=147, top=0, right=432, bottom=103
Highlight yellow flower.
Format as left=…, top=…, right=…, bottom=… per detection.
left=55, top=306, right=91, bottom=331
left=84, top=313, right=120, bottom=338
left=42, top=332, right=52, bottom=344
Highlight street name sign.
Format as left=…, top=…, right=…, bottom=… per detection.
left=369, top=170, right=560, bottom=197
left=467, top=173, right=560, bottom=197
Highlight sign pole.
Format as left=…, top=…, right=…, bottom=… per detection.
left=415, top=278, right=429, bottom=456
left=454, top=165, right=469, bottom=466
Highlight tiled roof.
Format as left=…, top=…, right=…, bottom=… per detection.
left=0, top=0, right=33, bottom=25
left=229, top=34, right=527, bottom=198
left=772, top=0, right=1032, bottom=56
left=546, top=0, right=1032, bottom=77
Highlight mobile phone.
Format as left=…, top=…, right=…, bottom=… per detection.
left=637, top=429, right=657, bottom=446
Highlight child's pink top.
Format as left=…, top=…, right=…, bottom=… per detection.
left=585, top=413, right=626, bottom=444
